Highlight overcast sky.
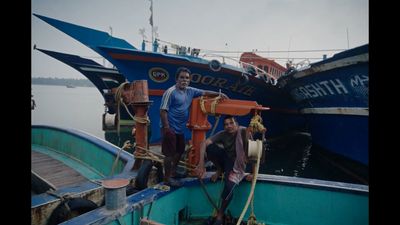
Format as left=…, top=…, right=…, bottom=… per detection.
left=32, top=0, right=368, bottom=79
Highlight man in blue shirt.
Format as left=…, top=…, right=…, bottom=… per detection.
left=160, top=67, right=228, bottom=186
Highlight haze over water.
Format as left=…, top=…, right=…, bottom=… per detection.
left=32, top=84, right=105, bottom=138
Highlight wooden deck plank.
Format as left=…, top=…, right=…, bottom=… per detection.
left=31, top=151, right=89, bottom=189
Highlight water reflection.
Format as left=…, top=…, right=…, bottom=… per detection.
left=105, top=129, right=368, bottom=185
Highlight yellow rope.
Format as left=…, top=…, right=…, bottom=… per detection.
left=236, top=143, right=263, bottom=225
left=248, top=114, right=266, bottom=134
left=199, top=96, right=207, bottom=114
left=110, top=140, right=133, bottom=176
left=210, top=96, right=221, bottom=115
left=199, top=96, right=222, bottom=115
left=114, top=82, right=129, bottom=135
left=133, top=115, right=150, bottom=124
left=134, top=146, right=197, bottom=170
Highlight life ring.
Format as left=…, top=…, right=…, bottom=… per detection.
left=135, top=160, right=164, bottom=190
left=209, top=59, right=222, bottom=72
left=47, top=198, right=98, bottom=225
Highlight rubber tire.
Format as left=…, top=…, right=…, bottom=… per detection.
left=47, top=198, right=98, bottom=225
left=135, top=159, right=154, bottom=190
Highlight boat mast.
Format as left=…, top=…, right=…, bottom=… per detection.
left=149, top=0, right=154, bottom=46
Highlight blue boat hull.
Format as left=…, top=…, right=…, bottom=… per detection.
left=279, top=44, right=369, bottom=166
left=35, top=14, right=306, bottom=143
left=98, top=46, right=306, bottom=143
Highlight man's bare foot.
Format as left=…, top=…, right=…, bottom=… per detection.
left=211, top=170, right=222, bottom=182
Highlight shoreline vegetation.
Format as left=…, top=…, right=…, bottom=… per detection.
left=32, top=77, right=94, bottom=87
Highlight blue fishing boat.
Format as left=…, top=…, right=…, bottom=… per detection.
left=34, top=47, right=136, bottom=146
left=278, top=44, right=369, bottom=167
left=31, top=125, right=145, bottom=225
left=33, top=14, right=306, bottom=144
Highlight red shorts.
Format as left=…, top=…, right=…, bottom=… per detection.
left=161, top=129, right=185, bottom=157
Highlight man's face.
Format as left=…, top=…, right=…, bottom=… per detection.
left=176, top=71, right=190, bottom=90
left=223, top=118, right=238, bottom=134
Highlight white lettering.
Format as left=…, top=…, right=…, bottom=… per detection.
left=298, top=87, right=313, bottom=98
left=201, top=76, right=215, bottom=85
left=311, top=83, right=327, bottom=96
left=191, top=73, right=201, bottom=83
left=305, top=85, right=319, bottom=98
left=319, top=81, right=335, bottom=95
left=330, top=79, right=348, bottom=94
left=350, top=75, right=369, bottom=87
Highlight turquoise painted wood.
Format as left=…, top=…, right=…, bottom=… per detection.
left=32, top=125, right=132, bottom=179
left=60, top=175, right=368, bottom=225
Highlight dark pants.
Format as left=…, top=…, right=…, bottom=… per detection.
left=161, top=129, right=185, bottom=181
left=206, top=143, right=237, bottom=202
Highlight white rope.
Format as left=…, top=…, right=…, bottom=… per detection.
left=236, top=143, right=262, bottom=225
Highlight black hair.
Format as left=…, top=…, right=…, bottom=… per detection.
left=223, top=115, right=236, bottom=124
left=175, top=67, right=191, bottom=80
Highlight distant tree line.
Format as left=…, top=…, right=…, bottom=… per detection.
left=32, top=77, right=94, bottom=87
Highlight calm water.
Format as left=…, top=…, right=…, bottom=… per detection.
left=32, top=84, right=105, bottom=138
left=31, top=84, right=368, bottom=185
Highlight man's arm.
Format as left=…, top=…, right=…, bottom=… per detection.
left=196, top=138, right=212, bottom=178
left=203, top=90, right=229, bottom=99
left=160, top=109, right=170, bottom=133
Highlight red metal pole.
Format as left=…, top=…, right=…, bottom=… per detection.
left=124, top=80, right=152, bottom=170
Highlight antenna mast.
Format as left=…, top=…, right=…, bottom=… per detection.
left=149, top=0, right=154, bottom=44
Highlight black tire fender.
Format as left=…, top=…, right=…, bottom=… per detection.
left=47, top=198, right=98, bottom=225
left=135, top=159, right=154, bottom=190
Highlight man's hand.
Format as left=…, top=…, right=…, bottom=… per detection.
left=162, top=127, right=172, bottom=136
left=195, top=164, right=206, bottom=179
left=220, top=93, right=229, bottom=100
left=245, top=173, right=254, bottom=182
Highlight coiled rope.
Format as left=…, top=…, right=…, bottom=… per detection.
left=248, top=114, right=266, bottom=134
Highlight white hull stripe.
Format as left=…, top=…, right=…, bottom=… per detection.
left=300, top=107, right=368, bottom=116
left=101, top=78, right=120, bottom=82
left=294, top=53, right=369, bottom=79
left=80, top=66, right=120, bottom=74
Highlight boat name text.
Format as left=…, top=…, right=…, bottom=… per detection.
left=190, top=73, right=255, bottom=96
left=290, top=75, right=368, bottom=101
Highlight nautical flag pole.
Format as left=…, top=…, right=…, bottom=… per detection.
left=149, top=0, right=154, bottom=45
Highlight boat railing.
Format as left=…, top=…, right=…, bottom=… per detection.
left=202, top=53, right=278, bottom=85
left=288, top=59, right=311, bottom=71
left=147, top=39, right=279, bottom=85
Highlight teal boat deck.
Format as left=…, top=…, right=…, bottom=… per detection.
left=31, top=125, right=138, bottom=225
